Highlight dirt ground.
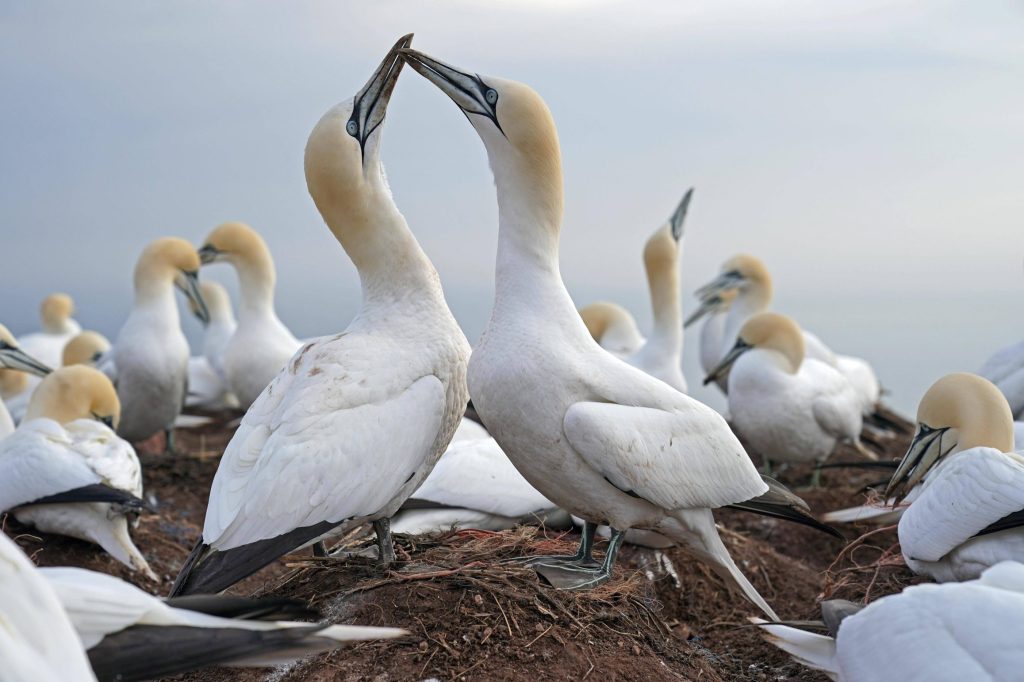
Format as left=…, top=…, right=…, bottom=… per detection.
left=2, top=407, right=920, bottom=681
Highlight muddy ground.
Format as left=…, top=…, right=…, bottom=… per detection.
left=2, top=408, right=920, bottom=681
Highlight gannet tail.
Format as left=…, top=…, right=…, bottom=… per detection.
left=751, top=618, right=839, bottom=678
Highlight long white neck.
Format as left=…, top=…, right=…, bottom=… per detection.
left=644, top=253, right=682, bottom=359
left=132, top=276, right=181, bottom=327
left=722, top=285, right=771, bottom=354
left=232, top=249, right=278, bottom=319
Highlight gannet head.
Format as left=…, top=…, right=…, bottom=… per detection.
left=885, top=372, right=1014, bottom=502
left=0, top=323, right=52, bottom=377
left=23, top=365, right=120, bottom=429
left=305, top=34, right=412, bottom=238
left=187, top=280, right=233, bottom=327
left=40, top=293, right=75, bottom=334
left=197, top=222, right=271, bottom=269
left=134, top=237, right=209, bottom=323
left=695, top=254, right=772, bottom=303
left=684, top=287, right=738, bottom=328
left=579, top=302, right=636, bottom=345
left=61, top=331, right=111, bottom=367
left=703, top=312, right=804, bottom=385
left=642, top=189, right=693, bottom=287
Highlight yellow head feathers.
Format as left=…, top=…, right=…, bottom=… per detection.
left=24, top=365, right=121, bottom=429
left=199, top=222, right=270, bottom=266
left=738, top=312, right=805, bottom=373
left=40, top=293, right=75, bottom=333
left=135, top=237, right=202, bottom=281
left=916, top=372, right=1014, bottom=453
left=721, top=254, right=771, bottom=288
left=62, top=331, right=111, bottom=367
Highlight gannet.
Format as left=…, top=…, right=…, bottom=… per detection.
left=0, top=323, right=52, bottom=439
left=402, top=48, right=835, bottom=613
left=704, top=312, right=866, bottom=479
left=0, top=365, right=155, bottom=579
left=106, top=237, right=209, bottom=447
left=185, top=280, right=238, bottom=409
left=197, top=222, right=301, bottom=409
left=755, top=561, right=1024, bottom=681
left=0, top=534, right=97, bottom=682
left=684, top=287, right=738, bottom=392
left=170, top=35, right=471, bottom=596
left=578, top=302, right=644, bottom=355
left=42, top=566, right=405, bottom=681
left=579, top=189, right=693, bottom=392
left=978, top=339, right=1024, bottom=418
left=62, top=331, right=111, bottom=367
left=694, top=255, right=881, bottom=415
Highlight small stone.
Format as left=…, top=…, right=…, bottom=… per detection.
left=418, top=640, right=429, bottom=652
left=632, top=645, right=641, bottom=656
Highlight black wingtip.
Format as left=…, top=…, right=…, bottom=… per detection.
left=24, top=484, right=153, bottom=512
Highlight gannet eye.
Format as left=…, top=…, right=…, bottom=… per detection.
left=346, top=120, right=359, bottom=137
left=484, top=89, right=498, bottom=105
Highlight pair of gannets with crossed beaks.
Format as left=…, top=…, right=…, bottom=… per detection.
left=0, top=324, right=53, bottom=438
left=579, top=188, right=694, bottom=393
left=754, top=560, right=1024, bottom=681
left=101, top=237, right=209, bottom=446
left=170, top=35, right=470, bottom=597
left=197, top=222, right=302, bottom=409
left=0, top=365, right=155, bottom=579
left=401, top=48, right=838, bottom=615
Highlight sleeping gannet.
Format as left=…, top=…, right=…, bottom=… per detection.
left=0, top=534, right=97, bottom=682
left=704, top=312, right=866, bottom=480
left=755, top=561, right=1024, bottom=680
left=402, top=48, right=836, bottom=613
left=579, top=189, right=693, bottom=392
left=881, top=372, right=1024, bottom=582
left=0, top=323, right=52, bottom=439
left=107, top=237, right=209, bottom=447
left=197, top=222, right=301, bottom=409
left=170, top=35, right=471, bottom=596
left=0, top=365, right=155, bottom=579
left=185, top=280, right=238, bottom=409
left=43, top=566, right=405, bottom=681
left=979, top=339, right=1024, bottom=419
left=62, top=331, right=111, bottom=367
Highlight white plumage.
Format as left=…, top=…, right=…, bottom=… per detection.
left=186, top=280, right=238, bottom=409
left=979, top=339, right=1024, bottom=418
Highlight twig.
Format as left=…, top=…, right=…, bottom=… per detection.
left=525, top=623, right=555, bottom=648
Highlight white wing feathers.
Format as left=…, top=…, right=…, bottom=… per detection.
left=563, top=401, right=766, bottom=510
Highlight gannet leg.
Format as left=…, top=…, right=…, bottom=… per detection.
left=532, top=527, right=626, bottom=590
left=164, top=426, right=178, bottom=455
left=505, top=520, right=599, bottom=567
left=373, top=517, right=397, bottom=566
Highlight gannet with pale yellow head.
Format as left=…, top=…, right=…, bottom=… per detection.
left=185, top=280, right=239, bottom=409
left=197, top=222, right=300, bottom=409
left=0, top=323, right=52, bottom=438
left=579, top=189, right=693, bottom=392
left=105, top=237, right=208, bottom=447
left=62, top=331, right=111, bottom=367
left=0, top=365, right=154, bottom=579
left=402, top=48, right=839, bottom=613
left=170, top=35, right=471, bottom=596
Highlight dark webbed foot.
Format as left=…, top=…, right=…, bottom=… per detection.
left=503, top=520, right=599, bottom=568
left=532, top=527, right=626, bottom=591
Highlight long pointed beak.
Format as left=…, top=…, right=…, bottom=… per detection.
left=177, top=270, right=210, bottom=325
left=0, top=343, right=52, bottom=377
left=703, top=339, right=752, bottom=386
left=399, top=48, right=503, bottom=133
left=883, top=424, right=952, bottom=503
left=198, top=243, right=220, bottom=265
left=684, top=296, right=719, bottom=328
left=349, top=33, right=413, bottom=159
left=695, top=271, right=744, bottom=302
left=669, top=188, right=694, bottom=242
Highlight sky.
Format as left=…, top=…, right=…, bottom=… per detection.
left=1, top=0, right=1022, bottom=413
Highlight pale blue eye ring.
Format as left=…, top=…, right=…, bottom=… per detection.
left=346, top=120, right=358, bottom=136
left=485, top=89, right=497, bottom=105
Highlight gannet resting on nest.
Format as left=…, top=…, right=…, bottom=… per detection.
left=754, top=561, right=1024, bottom=680
left=105, top=237, right=209, bottom=449
left=42, top=566, right=405, bottom=682
left=197, top=222, right=301, bottom=409
left=0, top=366, right=154, bottom=579
left=978, top=338, right=1024, bottom=419
left=62, top=331, right=111, bottom=368
left=704, top=312, right=869, bottom=482
left=579, top=189, right=693, bottom=392
left=0, top=534, right=97, bottom=682
left=170, top=35, right=470, bottom=597
left=0, top=323, right=52, bottom=439
left=402, top=48, right=836, bottom=615
left=185, top=280, right=239, bottom=409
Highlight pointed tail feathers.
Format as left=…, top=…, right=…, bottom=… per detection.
left=752, top=618, right=839, bottom=678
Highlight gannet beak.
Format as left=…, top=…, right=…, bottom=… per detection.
left=399, top=48, right=503, bottom=134
left=684, top=296, right=718, bottom=328
left=348, top=33, right=413, bottom=161
left=695, top=270, right=744, bottom=301
left=198, top=243, right=221, bottom=265
left=669, top=188, right=694, bottom=242
left=176, top=270, right=210, bottom=325
left=0, top=341, right=52, bottom=377
left=703, top=338, right=752, bottom=386
left=883, top=424, right=952, bottom=503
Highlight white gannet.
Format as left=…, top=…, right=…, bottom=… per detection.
left=170, top=35, right=471, bottom=596
left=107, top=237, right=209, bottom=447
left=197, top=222, right=301, bottom=409
left=185, top=280, right=239, bottom=409
left=579, top=189, right=693, bottom=392
left=0, top=366, right=155, bottom=579
left=62, top=331, right=111, bottom=367
left=579, top=302, right=644, bottom=356
left=0, top=323, right=52, bottom=439
left=704, top=312, right=867, bottom=479
left=694, top=255, right=881, bottom=415
left=402, top=49, right=836, bottom=613
left=979, top=339, right=1024, bottom=418
left=0, top=534, right=97, bottom=682
left=880, top=372, right=1024, bottom=582
left=42, top=566, right=405, bottom=681
left=755, top=561, right=1024, bottom=681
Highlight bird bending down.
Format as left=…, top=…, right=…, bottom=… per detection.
left=106, top=237, right=209, bottom=447
left=197, top=222, right=301, bottom=409
left=170, top=35, right=470, bottom=597
left=402, top=48, right=836, bottom=616
left=579, top=188, right=693, bottom=392
left=0, top=323, right=52, bottom=439
left=62, top=331, right=111, bottom=368
left=0, top=366, right=154, bottom=578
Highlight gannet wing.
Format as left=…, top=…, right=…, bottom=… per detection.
left=563, top=401, right=766, bottom=510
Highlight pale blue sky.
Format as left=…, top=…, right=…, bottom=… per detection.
left=2, top=1, right=1022, bottom=412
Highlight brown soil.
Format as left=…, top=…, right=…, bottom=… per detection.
left=2, top=407, right=920, bottom=682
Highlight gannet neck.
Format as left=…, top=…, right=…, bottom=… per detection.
left=643, top=226, right=682, bottom=352
left=231, top=247, right=276, bottom=317
left=40, top=293, right=75, bottom=334
left=723, top=283, right=772, bottom=348
left=741, top=312, right=805, bottom=374
left=131, top=270, right=181, bottom=322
